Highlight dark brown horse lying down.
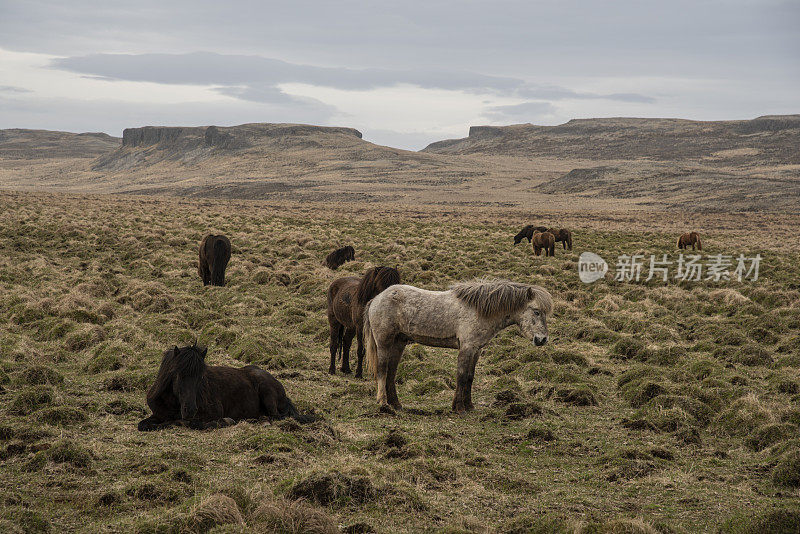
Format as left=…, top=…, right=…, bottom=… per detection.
left=678, top=231, right=702, bottom=250
left=138, top=344, right=310, bottom=431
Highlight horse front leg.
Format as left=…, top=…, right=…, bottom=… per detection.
left=453, top=347, right=477, bottom=413
left=384, top=342, right=404, bottom=409
left=463, top=348, right=482, bottom=411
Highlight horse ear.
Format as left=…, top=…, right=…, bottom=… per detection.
left=173, top=345, right=180, bottom=356
left=200, top=347, right=208, bottom=359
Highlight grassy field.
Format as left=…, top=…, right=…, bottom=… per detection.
left=1, top=191, right=799, bottom=533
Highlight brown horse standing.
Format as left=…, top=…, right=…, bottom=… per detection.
left=138, top=344, right=309, bottom=431
left=678, top=232, right=702, bottom=251
left=532, top=231, right=556, bottom=257
left=327, top=266, right=400, bottom=377
left=198, top=234, right=231, bottom=286
left=548, top=228, right=573, bottom=250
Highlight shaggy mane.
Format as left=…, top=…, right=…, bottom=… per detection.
left=450, top=279, right=553, bottom=318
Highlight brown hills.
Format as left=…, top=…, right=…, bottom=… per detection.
left=1, top=116, right=799, bottom=212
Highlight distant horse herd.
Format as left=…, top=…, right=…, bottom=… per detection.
left=138, top=225, right=702, bottom=430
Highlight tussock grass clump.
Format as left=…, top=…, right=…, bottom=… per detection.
left=16, top=364, right=63, bottom=386
left=250, top=497, right=339, bottom=534
left=25, top=439, right=93, bottom=472
left=715, top=394, right=774, bottom=437
left=610, top=337, right=649, bottom=361
left=555, top=386, right=598, bottom=406
left=718, top=508, right=800, bottom=534
left=8, top=385, right=54, bottom=414
left=288, top=470, right=376, bottom=506
left=63, top=324, right=105, bottom=352
left=771, top=449, right=800, bottom=487
left=37, top=406, right=88, bottom=426
left=186, top=494, right=245, bottom=532
left=745, top=423, right=797, bottom=451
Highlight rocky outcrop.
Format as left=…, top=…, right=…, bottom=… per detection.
left=93, top=123, right=365, bottom=171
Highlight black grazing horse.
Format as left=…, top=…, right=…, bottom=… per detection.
left=325, top=245, right=355, bottom=270
left=327, top=266, right=400, bottom=377
left=514, top=225, right=548, bottom=244
left=198, top=234, right=231, bottom=286
left=138, top=344, right=309, bottom=431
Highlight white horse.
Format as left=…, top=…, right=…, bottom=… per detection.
left=363, top=279, right=552, bottom=412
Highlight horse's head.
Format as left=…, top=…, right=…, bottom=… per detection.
left=512, top=286, right=552, bottom=346
left=169, top=344, right=207, bottom=420
left=345, top=246, right=355, bottom=261
left=513, top=233, right=523, bottom=245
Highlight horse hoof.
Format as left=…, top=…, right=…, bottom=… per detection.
left=354, top=372, right=363, bottom=379
left=328, top=368, right=336, bottom=375
left=452, top=403, right=468, bottom=414
left=379, top=405, right=397, bottom=415
left=341, top=367, right=352, bottom=374
left=221, top=417, right=236, bottom=427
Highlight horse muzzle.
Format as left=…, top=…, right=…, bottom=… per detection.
left=533, top=335, right=548, bottom=347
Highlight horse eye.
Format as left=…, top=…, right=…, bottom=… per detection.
left=533, top=310, right=540, bottom=317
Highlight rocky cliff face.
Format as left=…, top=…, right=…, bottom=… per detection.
left=94, top=123, right=366, bottom=171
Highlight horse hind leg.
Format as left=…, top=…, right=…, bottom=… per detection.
left=340, top=328, right=355, bottom=374
left=328, top=322, right=343, bottom=374
left=354, top=327, right=365, bottom=378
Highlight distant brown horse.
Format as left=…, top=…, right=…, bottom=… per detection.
left=548, top=228, right=573, bottom=250
left=198, top=234, right=231, bottom=286
left=532, top=231, right=556, bottom=257
left=678, top=232, right=702, bottom=251
left=327, top=266, right=400, bottom=377
left=514, top=225, right=548, bottom=244
left=138, top=344, right=311, bottom=431
left=325, top=245, right=355, bottom=270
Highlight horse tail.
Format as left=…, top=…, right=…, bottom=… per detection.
left=363, top=302, right=378, bottom=380
left=282, top=398, right=315, bottom=424
left=211, top=237, right=228, bottom=286
left=677, top=235, right=683, bottom=249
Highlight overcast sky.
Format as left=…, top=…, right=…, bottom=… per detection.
left=0, top=1, right=797, bottom=150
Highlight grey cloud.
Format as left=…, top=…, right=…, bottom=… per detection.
left=0, top=86, right=33, bottom=93
left=0, top=92, right=339, bottom=135
left=50, top=52, right=655, bottom=103
left=1, top=0, right=797, bottom=81
left=483, top=101, right=557, bottom=123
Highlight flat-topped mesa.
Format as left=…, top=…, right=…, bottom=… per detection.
left=468, top=126, right=505, bottom=138
left=422, top=115, right=800, bottom=163
left=120, top=123, right=363, bottom=149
